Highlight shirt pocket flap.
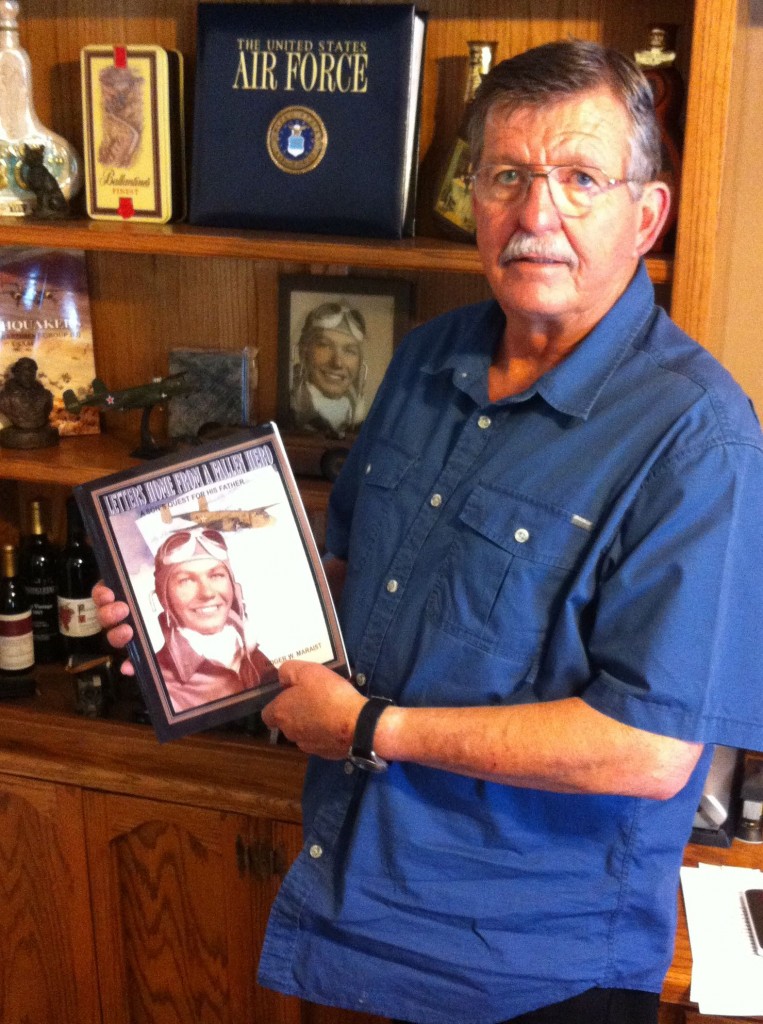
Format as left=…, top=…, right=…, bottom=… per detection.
left=362, top=440, right=417, bottom=491
left=459, top=485, right=592, bottom=570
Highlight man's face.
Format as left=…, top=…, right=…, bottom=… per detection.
left=304, top=329, right=362, bottom=400
left=473, top=87, right=667, bottom=342
left=165, top=557, right=234, bottom=635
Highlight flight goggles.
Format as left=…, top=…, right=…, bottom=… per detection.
left=156, top=527, right=229, bottom=566
left=307, top=302, right=366, bottom=342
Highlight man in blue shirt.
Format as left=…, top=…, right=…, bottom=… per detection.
left=96, top=39, right=763, bottom=1024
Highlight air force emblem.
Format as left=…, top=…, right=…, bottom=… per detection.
left=267, top=106, right=327, bottom=174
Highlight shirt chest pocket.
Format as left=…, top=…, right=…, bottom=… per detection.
left=346, top=439, right=417, bottom=573
left=427, top=485, right=593, bottom=659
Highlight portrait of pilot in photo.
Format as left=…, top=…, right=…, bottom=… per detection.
left=289, top=300, right=369, bottom=438
left=152, top=526, right=277, bottom=713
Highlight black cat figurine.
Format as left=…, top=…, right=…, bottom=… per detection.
left=19, top=144, right=69, bottom=218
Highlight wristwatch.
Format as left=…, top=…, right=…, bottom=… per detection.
left=347, top=696, right=394, bottom=772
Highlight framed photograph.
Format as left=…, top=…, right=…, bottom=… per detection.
left=278, top=275, right=414, bottom=473
left=74, top=425, right=349, bottom=742
left=433, top=138, right=477, bottom=238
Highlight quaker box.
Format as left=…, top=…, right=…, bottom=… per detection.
left=81, top=44, right=186, bottom=223
left=0, top=247, right=99, bottom=436
left=75, top=425, right=349, bottom=741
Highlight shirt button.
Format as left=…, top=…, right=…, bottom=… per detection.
left=386, top=579, right=399, bottom=593
left=309, top=844, right=323, bottom=859
left=365, top=463, right=372, bottom=474
left=356, top=672, right=367, bottom=688
left=344, top=761, right=355, bottom=775
left=430, top=493, right=442, bottom=508
left=478, top=415, right=491, bottom=429
left=514, top=527, right=530, bottom=543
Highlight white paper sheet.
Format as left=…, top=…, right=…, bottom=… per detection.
left=680, top=862, right=763, bottom=1016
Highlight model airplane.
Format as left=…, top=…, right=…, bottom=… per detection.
left=62, top=373, right=194, bottom=415
left=160, top=494, right=278, bottom=531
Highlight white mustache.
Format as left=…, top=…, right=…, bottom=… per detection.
left=499, top=233, right=578, bottom=269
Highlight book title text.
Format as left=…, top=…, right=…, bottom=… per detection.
left=233, top=37, right=368, bottom=93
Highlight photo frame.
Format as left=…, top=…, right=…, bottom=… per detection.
left=433, top=138, right=477, bottom=237
left=278, top=274, right=414, bottom=478
left=74, top=425, right=349, bottom=742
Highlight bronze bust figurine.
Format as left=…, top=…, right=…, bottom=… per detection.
left=0, top=356, right=59, bottom=448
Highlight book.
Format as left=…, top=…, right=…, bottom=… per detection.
left=0, top=248, right=99, bottom=436
left=189, top=2, right=427, bottom=239
left=74, top=425, right=349, bottom=741
left=167, top=347, right=251, bottom=441
left=80, top=44, right=187, bottom=223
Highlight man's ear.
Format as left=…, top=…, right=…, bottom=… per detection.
left=635, top=180, right=672, bottom=256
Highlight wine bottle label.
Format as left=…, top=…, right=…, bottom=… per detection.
left=26, top=584, right=59, bottom=639
left=0, top=611, right=35, bottom=670
left=58, top=595, right=101, bottom=638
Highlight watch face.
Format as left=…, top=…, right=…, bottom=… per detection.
left=348, top=751, right=388, bottom=773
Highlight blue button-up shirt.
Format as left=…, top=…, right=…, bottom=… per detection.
left=258, top=263, right=763, bottom=1023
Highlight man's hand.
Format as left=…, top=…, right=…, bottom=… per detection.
left=262, top=660, right=366, bottom=759
left=92, top=581, right=135, bottom=675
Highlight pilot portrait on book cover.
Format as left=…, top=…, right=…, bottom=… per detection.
left=280, top=275, right=413, bottom=440
left=151, top=526, right=277, bottom=712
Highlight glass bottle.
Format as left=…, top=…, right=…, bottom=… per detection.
left=0, top=542, right=35, bottom=693
left=19, top=497, right=61, bottom=662
left=432, top=40, right=497, bottom=242
left=57, top=495, right=103, bottom=662
left=635, top=24, right=684, bottom=253
left=0, top=0, right=82, bottom=216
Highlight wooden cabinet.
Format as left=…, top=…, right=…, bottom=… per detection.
left=0, top=776, right=100, bottom=1024
left=84, top=790, right=301, bottom=1024
left=0, top=686, right=387, bottom=1024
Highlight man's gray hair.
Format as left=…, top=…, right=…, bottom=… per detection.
left=467, top=39, right=662, bottom=187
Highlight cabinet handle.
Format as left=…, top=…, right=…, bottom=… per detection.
left=235, top=833, right=250, bottom=877
left=249, top=840, right=287, bottom=880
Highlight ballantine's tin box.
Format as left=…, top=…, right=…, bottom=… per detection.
left=80, top=44, right=186, bottom=223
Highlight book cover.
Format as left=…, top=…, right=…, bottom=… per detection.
left=74, top=425, right=349, bottom=741
left=167, top=347, right=251, bottom=441
left=81, top=45, right=187, bottom=223
left=189, top=2, right=426, bottom=239
left=0, top=248, right=99, bottom=436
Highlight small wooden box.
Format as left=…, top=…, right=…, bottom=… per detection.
left=80, top=44, right=186, bottom=224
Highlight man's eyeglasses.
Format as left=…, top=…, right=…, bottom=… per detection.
left=466, top=164, right=641, bottom=218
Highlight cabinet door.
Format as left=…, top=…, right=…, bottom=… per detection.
left=84, top=790, right=292, bottom=1024
left=0, top=776, right=100, bottom=1024
left=246, top=818, right=388, bottom=1024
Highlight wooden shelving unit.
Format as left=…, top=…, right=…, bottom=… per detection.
left=0, top=2, right=754, bottom=1023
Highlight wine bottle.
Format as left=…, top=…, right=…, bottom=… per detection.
left=0, top=542, right=36, bottom=695
left=19, top=497, right=61, bottom=662
left=432, top=40, right=497, bottom=242
left=57, top=495, right=103, bottom=661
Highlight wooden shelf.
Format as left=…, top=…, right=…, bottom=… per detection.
left=0, top=433, right=139, bottom=486
left=0, top=216, right=673, bottom=284
left=0, top=667, right=306, bottom=823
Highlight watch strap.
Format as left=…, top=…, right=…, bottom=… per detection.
left=348, top=696, right=393, bottom=772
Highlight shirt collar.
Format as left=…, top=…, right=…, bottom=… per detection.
left=422, top=261, right=656, bottom=420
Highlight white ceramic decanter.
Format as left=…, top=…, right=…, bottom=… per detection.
left=0, top=0, right=81, bottom=215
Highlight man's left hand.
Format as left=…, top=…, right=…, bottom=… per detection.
left=262, top=660, right=366, bottom=759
